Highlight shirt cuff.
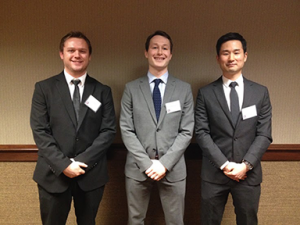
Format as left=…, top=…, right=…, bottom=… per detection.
left=220, top=161, right=229, bottom=170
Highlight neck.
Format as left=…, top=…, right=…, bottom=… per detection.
left=148, top=67, right=168, bottom=78
left=223, top=72, right=242, bottom=81
left=65, top=69, right=86, bottom=79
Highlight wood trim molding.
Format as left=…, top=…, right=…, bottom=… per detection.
left=0, top=144, right=300, bottom=162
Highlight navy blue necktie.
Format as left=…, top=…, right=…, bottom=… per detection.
left=71, top=79, right=81, bottom=123
left=229, top=82, right=239, bottom=126
left=153, top=79, right=162, bottom=121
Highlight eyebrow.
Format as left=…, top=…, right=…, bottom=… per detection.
left=221, top=49, right=241, bottom=52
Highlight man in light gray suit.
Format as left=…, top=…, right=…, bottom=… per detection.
left=120, top=30, right=194, bottom=225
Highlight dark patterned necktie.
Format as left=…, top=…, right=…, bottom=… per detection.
left=71, top=79, right=81, bottom=123
left=153, top=79, right=162, bottom=121
left=229, top=81, right=239, bottom=126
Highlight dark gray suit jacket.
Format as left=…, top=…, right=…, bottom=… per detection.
left=195, top=76, right=272, bottom=185
left=120, top=75, right=194, bottom=182
left=30, top=72, right=116, bottom=193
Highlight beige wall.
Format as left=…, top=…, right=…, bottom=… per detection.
left=1, top=161, right=300, bottom=225
left=1, top=1, right=299, bottom=144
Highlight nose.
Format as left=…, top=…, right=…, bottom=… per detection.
left=229, top=53, right=234, bottom=60
left=74, top=50, right=80, bottom=57
left=157, top=47, right=162, bottom=55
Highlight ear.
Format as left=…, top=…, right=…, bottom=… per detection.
left=244, top=52, right=248, bottom=62
left=144, top=50, right=149, bottom=59
left=59, top=51, right=64, bottom=60
left=216, top=55, right=220, bottom=63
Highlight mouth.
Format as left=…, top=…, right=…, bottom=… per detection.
left=227, top=63, right=236, bottom=67
left=154, top=57, right=165, bottom=61
left=72, top=60, right=83, bottom=64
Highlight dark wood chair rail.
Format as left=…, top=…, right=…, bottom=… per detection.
left=0, top=144, right=299, bottom=162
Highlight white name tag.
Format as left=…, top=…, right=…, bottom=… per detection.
left=85, top=95, right=101, bottom=112
left=242, top=105, right=257, bottom=120
left=165, top=100, right=181, bottom=114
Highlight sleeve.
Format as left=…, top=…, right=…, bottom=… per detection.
left=30, top=82, right=71, bottom=176
left=119, top=84, right=153, bottom=172
left=194, top=88, right=229, bottom=168
left=243, top=87, right=272, bottom=167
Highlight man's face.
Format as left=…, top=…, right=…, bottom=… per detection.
left=145, top=35, right=172, bottom=74
left=59, top=37, right=91, bottom=78
left=217, top=40, right=247, bottom=79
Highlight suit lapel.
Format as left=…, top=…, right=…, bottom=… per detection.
left=234, top=77, right=254, bottom=128
left=55, top=73, right=77, bottom=128
left=77, top=75, right=96, bottom=131
left=212, top=77, right=235, bottom=128
left=158, top=75, right=176, bottom=126
left=139, top=76, right=157, bottom=123
left=242, top=77, right=254, bottom=109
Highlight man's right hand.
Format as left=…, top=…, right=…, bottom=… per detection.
left=223, top=162, right=247, bottom=182
left=63, top=160, right=88, bottom=178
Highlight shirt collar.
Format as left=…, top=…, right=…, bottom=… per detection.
left=222, top=74, right=244, bottom=88
left=64, top=69, right=87, bottom=87
left=147, top=71, right=169, bottom=84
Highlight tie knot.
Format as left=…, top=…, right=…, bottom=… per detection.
left=71, top=79, right=81, bottom=86
left=153, top=79, right=161, bottom=87
left=230, top=82, right=238, bottom=88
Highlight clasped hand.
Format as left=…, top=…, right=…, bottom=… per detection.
left=223, top=162, right=247, bottom=182
left=63, top=159, right=88, bottom=178
left=145, top=160, right=167, bottom=181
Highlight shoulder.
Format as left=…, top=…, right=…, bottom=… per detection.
left=36, top=73, right=62, bottom=84
left=34, top=73, right=64, bottom=91
left=86, top=75, right=112, bottom=92
left=198, top=76, right=222, bottom=92
left=244, top=77, right=269, bottom=92
left=125, top=76, right=147, bottom=88
left=168, top=75, right=191, bottom=89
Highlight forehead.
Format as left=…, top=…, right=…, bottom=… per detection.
left=63, top=38, right=89, bottom=49
left=149, top=35, right=170, bottom=46
left=220, top=40, right=243, bottom=51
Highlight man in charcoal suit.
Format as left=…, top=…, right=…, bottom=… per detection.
left=30, top=31, right=116, bottom=225
left=195, top=32, right=272, bottom=225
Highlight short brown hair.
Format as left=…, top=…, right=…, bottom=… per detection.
left=59, top=31, right=92, bottom=54
left=145, top=30, right=173, bottom=53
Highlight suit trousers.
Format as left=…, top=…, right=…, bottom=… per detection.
left=126, top=176, right=186, bottom=225
left=201, top=180, right=261, bottom=225
left=38, top=181, right=105, bottom=225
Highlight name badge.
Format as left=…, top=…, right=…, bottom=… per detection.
left=165, top=100, right=181, bottom=114
left=85, top=95, right=101, bottom=112
left=242, top=105, right=257, bottom=120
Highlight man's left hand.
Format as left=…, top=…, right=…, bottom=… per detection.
left=145, top=160, right=167, bottom=181
left=224, top=163, right=248, bottom=181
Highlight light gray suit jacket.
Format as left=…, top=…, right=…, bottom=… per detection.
left=120, top=75, right=194, bottom=182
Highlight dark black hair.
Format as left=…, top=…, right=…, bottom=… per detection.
left=216, top=32, right=247, bottom=56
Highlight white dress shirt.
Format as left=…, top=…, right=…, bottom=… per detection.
left=147, top=71, right=168, bottom=102
left=222, top=75, right=244, bottom=111
left=64, top=70, right=87, bottom=102
left=220, top=74, right=244, bottom=170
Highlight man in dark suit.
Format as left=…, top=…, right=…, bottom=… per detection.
left=120, top=31, right=194, bottom=225
left=30, top=31, right=116, bottom=225
left=195, top=32, right=272, bottom=225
